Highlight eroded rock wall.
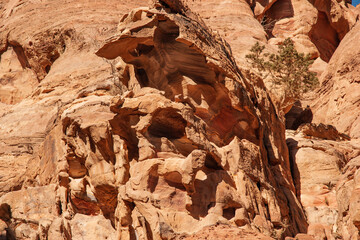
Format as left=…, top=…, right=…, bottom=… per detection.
left=0, top=0, right=309, bottom=239
left=310, top=21, right=360, bottom=139
left=1, top=0, right=360, bottom=239
left=254, top=0, right=357, bottom=62
left=287, top=126, right=360, bottom=239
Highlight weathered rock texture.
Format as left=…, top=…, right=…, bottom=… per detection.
left=254, top=0, right=357, bottom=62
left=186, top=0, right=269, bottom=63
left=0, top=0, right=360, bottom=239
left=94, top=2, right=308, bottom=238
left=311, top=21, right=360, bottom=139
left=0, top=0, right=310, bottom=239
left=287, top=126, right=360, bottom=239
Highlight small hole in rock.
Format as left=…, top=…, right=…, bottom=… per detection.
left=45, top=65, right=51, bottom=74
left=223, top=207, right=236, bottom=220
left=204, top=154, right=223, bottom=170
left=207, top=202, right=215, bottom=210
left=256, top=182, right=261, bottom=190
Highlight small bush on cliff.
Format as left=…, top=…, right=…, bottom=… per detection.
left=246, top=38, right=318, bottom=101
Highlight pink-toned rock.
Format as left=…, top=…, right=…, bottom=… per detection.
left=186, top=0, right=268, bottom=63
left=336, top=155, right=360, bottom=239
left=292, top=233, right=316, bottom=240
left=0, top=185, right=59, bottom=240
left=0, top=46, right=38, bottom=104
left=70, top=214, right=116, bottom=240
left=287, top=129, right=360, bottom=239
left=256, top=0, right=357, bottom=62
left=0, top=219, right=6, bottom=240
left=309, top=57, right=327, bottom=79
left=0, top=0, right=304, bottom=238
left=95, top=2, right=306, bottom=237
left=311, top=21, right=360, bottom=139
left=297, top=123, right=350, bottom=141
left=2, top=0, right=360, bottom=239
left=183, top=224, right=274, bottom=240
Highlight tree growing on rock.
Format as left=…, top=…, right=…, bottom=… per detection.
left=246, top=38, right=319, bottom=108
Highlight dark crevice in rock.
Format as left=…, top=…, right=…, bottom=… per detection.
left=207, top=202, right=215, bottom=210
left=148, top=108, right=187, bottom=139
left=93, top=184, right=118, bottom=224
left=257, top=0, right=295, bottom=38
left=223, top=207, right=236, bottom=220
left=285, top=102, right=313, bottom=130
left=286, top=138, right=301, bottom=200
left=143, top=217, right=154, bottom=240
left=9, top=41, right=31, bottom=69
left=148, top=165, right=159, bottom=193
left=165, top=178, right=187, bottom=191
left=0, top=203, right=12, bottom=222
left=110, top=111, right=141, bottom=161
left=155, top=0, right=190, bottom=16
left=263, top=135, right=280, bottom=166
left=134, top=67, right=149, bottom=87
left=256, top=181, right=261, bottom=191
left=45, top=64, right=51, bottom=74
left=204, top=154, right=223, bottom=171
left=187, top=170, right=235, bottom=220
left=57, top=200, right=63, bottom=215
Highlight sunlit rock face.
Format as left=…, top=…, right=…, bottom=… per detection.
left=287, top=126, right=360, bottom=240
left=310, top=21, right=360, bottom=139
left=253, top=0, right=357, bottom=62
left=4, top=0, right=360, bottom=239
left=93, top=1, right=306, bottom=238
left=0, top=1, right=307, bottom=239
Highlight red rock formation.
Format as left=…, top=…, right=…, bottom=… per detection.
left=95, top=2, right=306, bottom=238
left=0, top=0, right=310, bottom=239
left=0, top=0, right=359, bottom=239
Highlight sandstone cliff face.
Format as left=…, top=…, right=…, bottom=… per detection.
left=254, top=0, right=357, bottom=62
left=182, top=0, right=357, bottom=117
left=0, top=0, right=306, bottom=239
left=0, top=0, right=146, bottom=199
left=186, top=0, right=269, bottom=63
left=287, top=126, right=360, bottom=239
left=0, top=0, right=359, bottom=239
left=311, top=21, right=360, bottom=139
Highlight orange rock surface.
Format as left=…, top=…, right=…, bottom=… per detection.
left=0, top=0, right=359, bottom=239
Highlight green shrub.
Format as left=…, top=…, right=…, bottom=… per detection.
left=245, top=38, right=319, bottom=100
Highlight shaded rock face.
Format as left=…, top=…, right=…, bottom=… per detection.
left=0, top=0, right=309, bottom=239
left=285, top=102, right=313, bottom=130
